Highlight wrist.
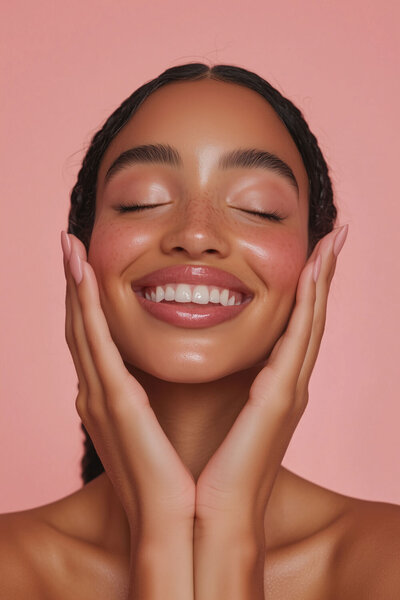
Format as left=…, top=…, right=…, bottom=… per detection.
left=129, top=529, right=194, bottom=600
left=195, top=527, right=265, bottom=572
left=134, top=512, right=194, bottom=545
left=132, top=518, right=194, bottom=557
left=194, top=524, right=265, bottom=600
left=194, top=513, right=265, bottom=550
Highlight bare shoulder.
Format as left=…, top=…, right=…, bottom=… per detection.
left=0, top=480, right=130, bottom=599
left=332, top=497, right=400, bottom=599
left=0, top=509, right=56, bottom=599
left=265, top=469, right=400, bottom=599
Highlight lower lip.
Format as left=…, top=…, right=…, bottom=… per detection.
left=134, top=293, right=253, bottom=329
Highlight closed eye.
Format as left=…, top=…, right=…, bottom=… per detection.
left=241, top=209, right=285, bottom=222
left=115, top=204, right=162, bottom=213
left=115, top=204, right=285, bottom=223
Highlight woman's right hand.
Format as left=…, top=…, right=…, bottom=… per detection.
left=61, top=231, right=196, bottom=545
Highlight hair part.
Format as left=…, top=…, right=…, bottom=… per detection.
left=67, top=62, right=337, bottom=485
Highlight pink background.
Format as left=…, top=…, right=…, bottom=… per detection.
left=1, top=0, right=399, bottom=513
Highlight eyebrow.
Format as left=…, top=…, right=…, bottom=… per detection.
left=104, top=143, right=299, bottom=192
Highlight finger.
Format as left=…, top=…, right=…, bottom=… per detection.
left=262, top=258, right=317, bottom=393
left=248, top=229, right=339, bottom=406
left=66, top=239, right=105, bottom=403
left=297, top=263, right=334, bottom=390
left=72, top=249, right=147, bottom=404
left=270, top=226, right=339, bottom=391
left=65, top=277, right=88, bottom=396
left=61, top=232, right=89, bottom=396
left=297, top=228, right=343, bottom=391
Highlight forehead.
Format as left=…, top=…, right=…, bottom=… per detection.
left=97, top=78, right=308, bottom=194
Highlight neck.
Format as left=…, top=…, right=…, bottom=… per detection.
left=129, top=363, right=263, bottom=481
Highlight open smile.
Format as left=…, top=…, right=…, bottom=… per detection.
left=133, top=286, right=253, bottom=329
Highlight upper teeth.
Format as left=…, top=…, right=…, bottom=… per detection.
left=141, top=283, right=245, bottom=306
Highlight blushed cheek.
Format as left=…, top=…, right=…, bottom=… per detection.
left=245, top=231, right=308, bottom=292
left=88, top=224, right=124, bottom=273
left=88, top=221, right=150, bottom=274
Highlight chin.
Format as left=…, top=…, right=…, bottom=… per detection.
left=123, top=348, right=269, bottom=385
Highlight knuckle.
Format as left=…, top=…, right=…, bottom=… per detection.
left=294, top=392, right=309, bottom=417
left=85, top=397, right=104, bottom=423
left=253, top=385, right=296, bottom=417
left=103, top=382, right=142, bottom=421
left=77, top=379, right=88, bottom=396
left=85, top=382, right=104, bottom=415
left=75, top=393, right=87, bottom=420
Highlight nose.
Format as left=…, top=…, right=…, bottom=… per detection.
left=160, top=197, right=231, bottom=260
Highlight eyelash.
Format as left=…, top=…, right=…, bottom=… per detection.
left=244, top=210, right=284, bottom=222
left=116, top=204, right=285, bottom=222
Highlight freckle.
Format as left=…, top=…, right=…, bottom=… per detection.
left=183, top=195, right=229, bottom=229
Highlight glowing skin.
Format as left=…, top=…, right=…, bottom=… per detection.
left=89, top=79, right=310, bottom=390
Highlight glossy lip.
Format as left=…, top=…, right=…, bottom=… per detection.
left=131, top=264, right=254, bottom=298
left=134, top=293, right=253, bottom=329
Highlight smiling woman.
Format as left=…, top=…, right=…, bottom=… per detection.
left=1, top=63, right=400, bottom=600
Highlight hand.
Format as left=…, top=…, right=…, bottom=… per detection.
left=61, top=232, right=196, bottom=540
left=195, top=225, right=349, bottom=541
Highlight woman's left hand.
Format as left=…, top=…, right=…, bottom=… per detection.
left=195, top=225, right=348, bottom=545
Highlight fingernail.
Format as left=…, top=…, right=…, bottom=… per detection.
left=333, top=224, right=349, bottom=257
left=313, top=254, right=322, bottom=282
left=70, top=247, right=83, bottom=285
left=61, top=230, right=71, bottom=261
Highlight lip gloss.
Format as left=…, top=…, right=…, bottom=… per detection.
left=134, top=293, right=253, bottom=329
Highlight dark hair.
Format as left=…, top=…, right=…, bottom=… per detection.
left=67, top=62, right=337, bottom=485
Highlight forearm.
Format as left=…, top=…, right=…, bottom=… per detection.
left=194, top=523, right=265, bottom=600
left=127, top=525, right=194, bottom=600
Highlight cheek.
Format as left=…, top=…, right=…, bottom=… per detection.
left=88, top=221, right=150, bottom=274
left=242, top=228, right=308, bottom=292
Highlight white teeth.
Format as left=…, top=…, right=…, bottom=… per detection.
left=219, top=289, right=229, bottom=306
left=142, top=283, right=245, bottom=306
left=165, top=285, right=175, bottom=301
left=175, top=283, right=192, bottom=302
left=192, top=285, right=209, bottom=304
left=156, top=286, right=165, bottom=302
left=209, top=288, right=220, bottom=303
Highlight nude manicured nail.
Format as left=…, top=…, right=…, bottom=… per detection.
left=61, top=230, right=71, bottom=261
left=333, top=224, right=349, bottom=257
left=70, top=247, right=83, bottom=285
left=313, top=254, right=322, bottom=282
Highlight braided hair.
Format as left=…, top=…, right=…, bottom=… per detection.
left=67, top=62, right=337, bottom=485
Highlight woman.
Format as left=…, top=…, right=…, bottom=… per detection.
left=1, top=63, right=399, bottom=599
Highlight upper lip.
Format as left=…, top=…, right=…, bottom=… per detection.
left=132, top=265, right=253, bottom=297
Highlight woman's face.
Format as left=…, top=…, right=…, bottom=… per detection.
left=89, top=79, right=310, bottom=383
